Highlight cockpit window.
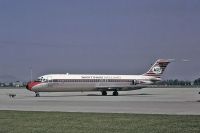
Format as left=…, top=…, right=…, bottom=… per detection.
left=34, top=79, right=42, bottom=82
left=35, top=77, right=45, bottom=82
left=34, top=77, right=49, bottom=82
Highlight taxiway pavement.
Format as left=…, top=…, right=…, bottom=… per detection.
left=0, top=87, right=200, bottom=115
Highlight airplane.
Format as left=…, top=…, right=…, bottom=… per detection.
left=26, top=59, right=171, bottom=97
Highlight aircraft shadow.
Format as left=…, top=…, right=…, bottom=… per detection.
left=87, top=93, right=154, bottom=96
left=25, top=93, right=154, bottom=97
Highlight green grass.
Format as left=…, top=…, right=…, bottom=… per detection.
left=0, top=111, right=200, bottom=133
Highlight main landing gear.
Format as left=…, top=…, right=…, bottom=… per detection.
left=113, top=90, right=118, bottom=96
left=35, top=92, right=40, bottom=97
left=101, top=90, right=119, bottom=96
left=102, top=91, right=107, bottom=96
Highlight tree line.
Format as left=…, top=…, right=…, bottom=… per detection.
left=156, top=78, right=200, bottom=86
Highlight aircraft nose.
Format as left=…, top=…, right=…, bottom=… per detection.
left=26, top=81, right=42, bottom=91
left=26, top=81, right=33, bottom=91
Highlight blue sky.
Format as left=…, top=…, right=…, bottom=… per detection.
left=0, top=0, right=200, bottom=81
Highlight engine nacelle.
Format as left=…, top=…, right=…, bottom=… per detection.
left=131, top=80, right=140, bottom=85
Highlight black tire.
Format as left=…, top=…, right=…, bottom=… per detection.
left=102, top=91, right=107, bottom=96
left=35, top=93, right=40, bottom=97
left=113, top=91, right=118, bottom=96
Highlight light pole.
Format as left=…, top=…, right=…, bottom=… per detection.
left=29, top=67, right=33, bottom=81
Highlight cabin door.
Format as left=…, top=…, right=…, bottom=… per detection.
left=47, top=76, right=53, bottom=83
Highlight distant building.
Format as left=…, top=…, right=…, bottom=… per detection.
left=13, top=81, right=23, bottom=87
left=4, top=83, right=11, bottom=87
left=0, top=83, right=4, bottom=87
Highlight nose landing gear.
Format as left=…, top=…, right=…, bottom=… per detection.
left=35, top=92, right=40, bottom=97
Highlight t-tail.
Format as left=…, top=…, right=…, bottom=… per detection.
left=143, top=59, right=171, bottom=78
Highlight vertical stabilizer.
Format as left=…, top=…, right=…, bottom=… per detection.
left=143, top=59, right=171, bottom=78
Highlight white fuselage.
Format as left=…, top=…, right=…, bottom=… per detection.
left=27, top=74, right=160, bottom=92
left=26, top=59, right=171, bottom=96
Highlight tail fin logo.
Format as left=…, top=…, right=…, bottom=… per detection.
left=143, top=59, right=171, bottom=78
left=152, top=66, right=162, bottom=74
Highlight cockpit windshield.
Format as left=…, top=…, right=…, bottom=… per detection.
left=34, top=77, right=46, bottom=82
left=34, top=79, right=42, bottom=82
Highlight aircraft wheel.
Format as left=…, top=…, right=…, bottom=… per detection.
left=102, top=91, right=107, bottom=96
left=35, top=92, right=40, bottom=97
left=113, top=91, right=118, bottom=96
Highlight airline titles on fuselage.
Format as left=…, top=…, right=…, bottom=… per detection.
left=81, top=76, right=121, bottom=79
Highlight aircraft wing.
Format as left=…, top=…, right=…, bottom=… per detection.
left=96, top=84, right=147, bottom=91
